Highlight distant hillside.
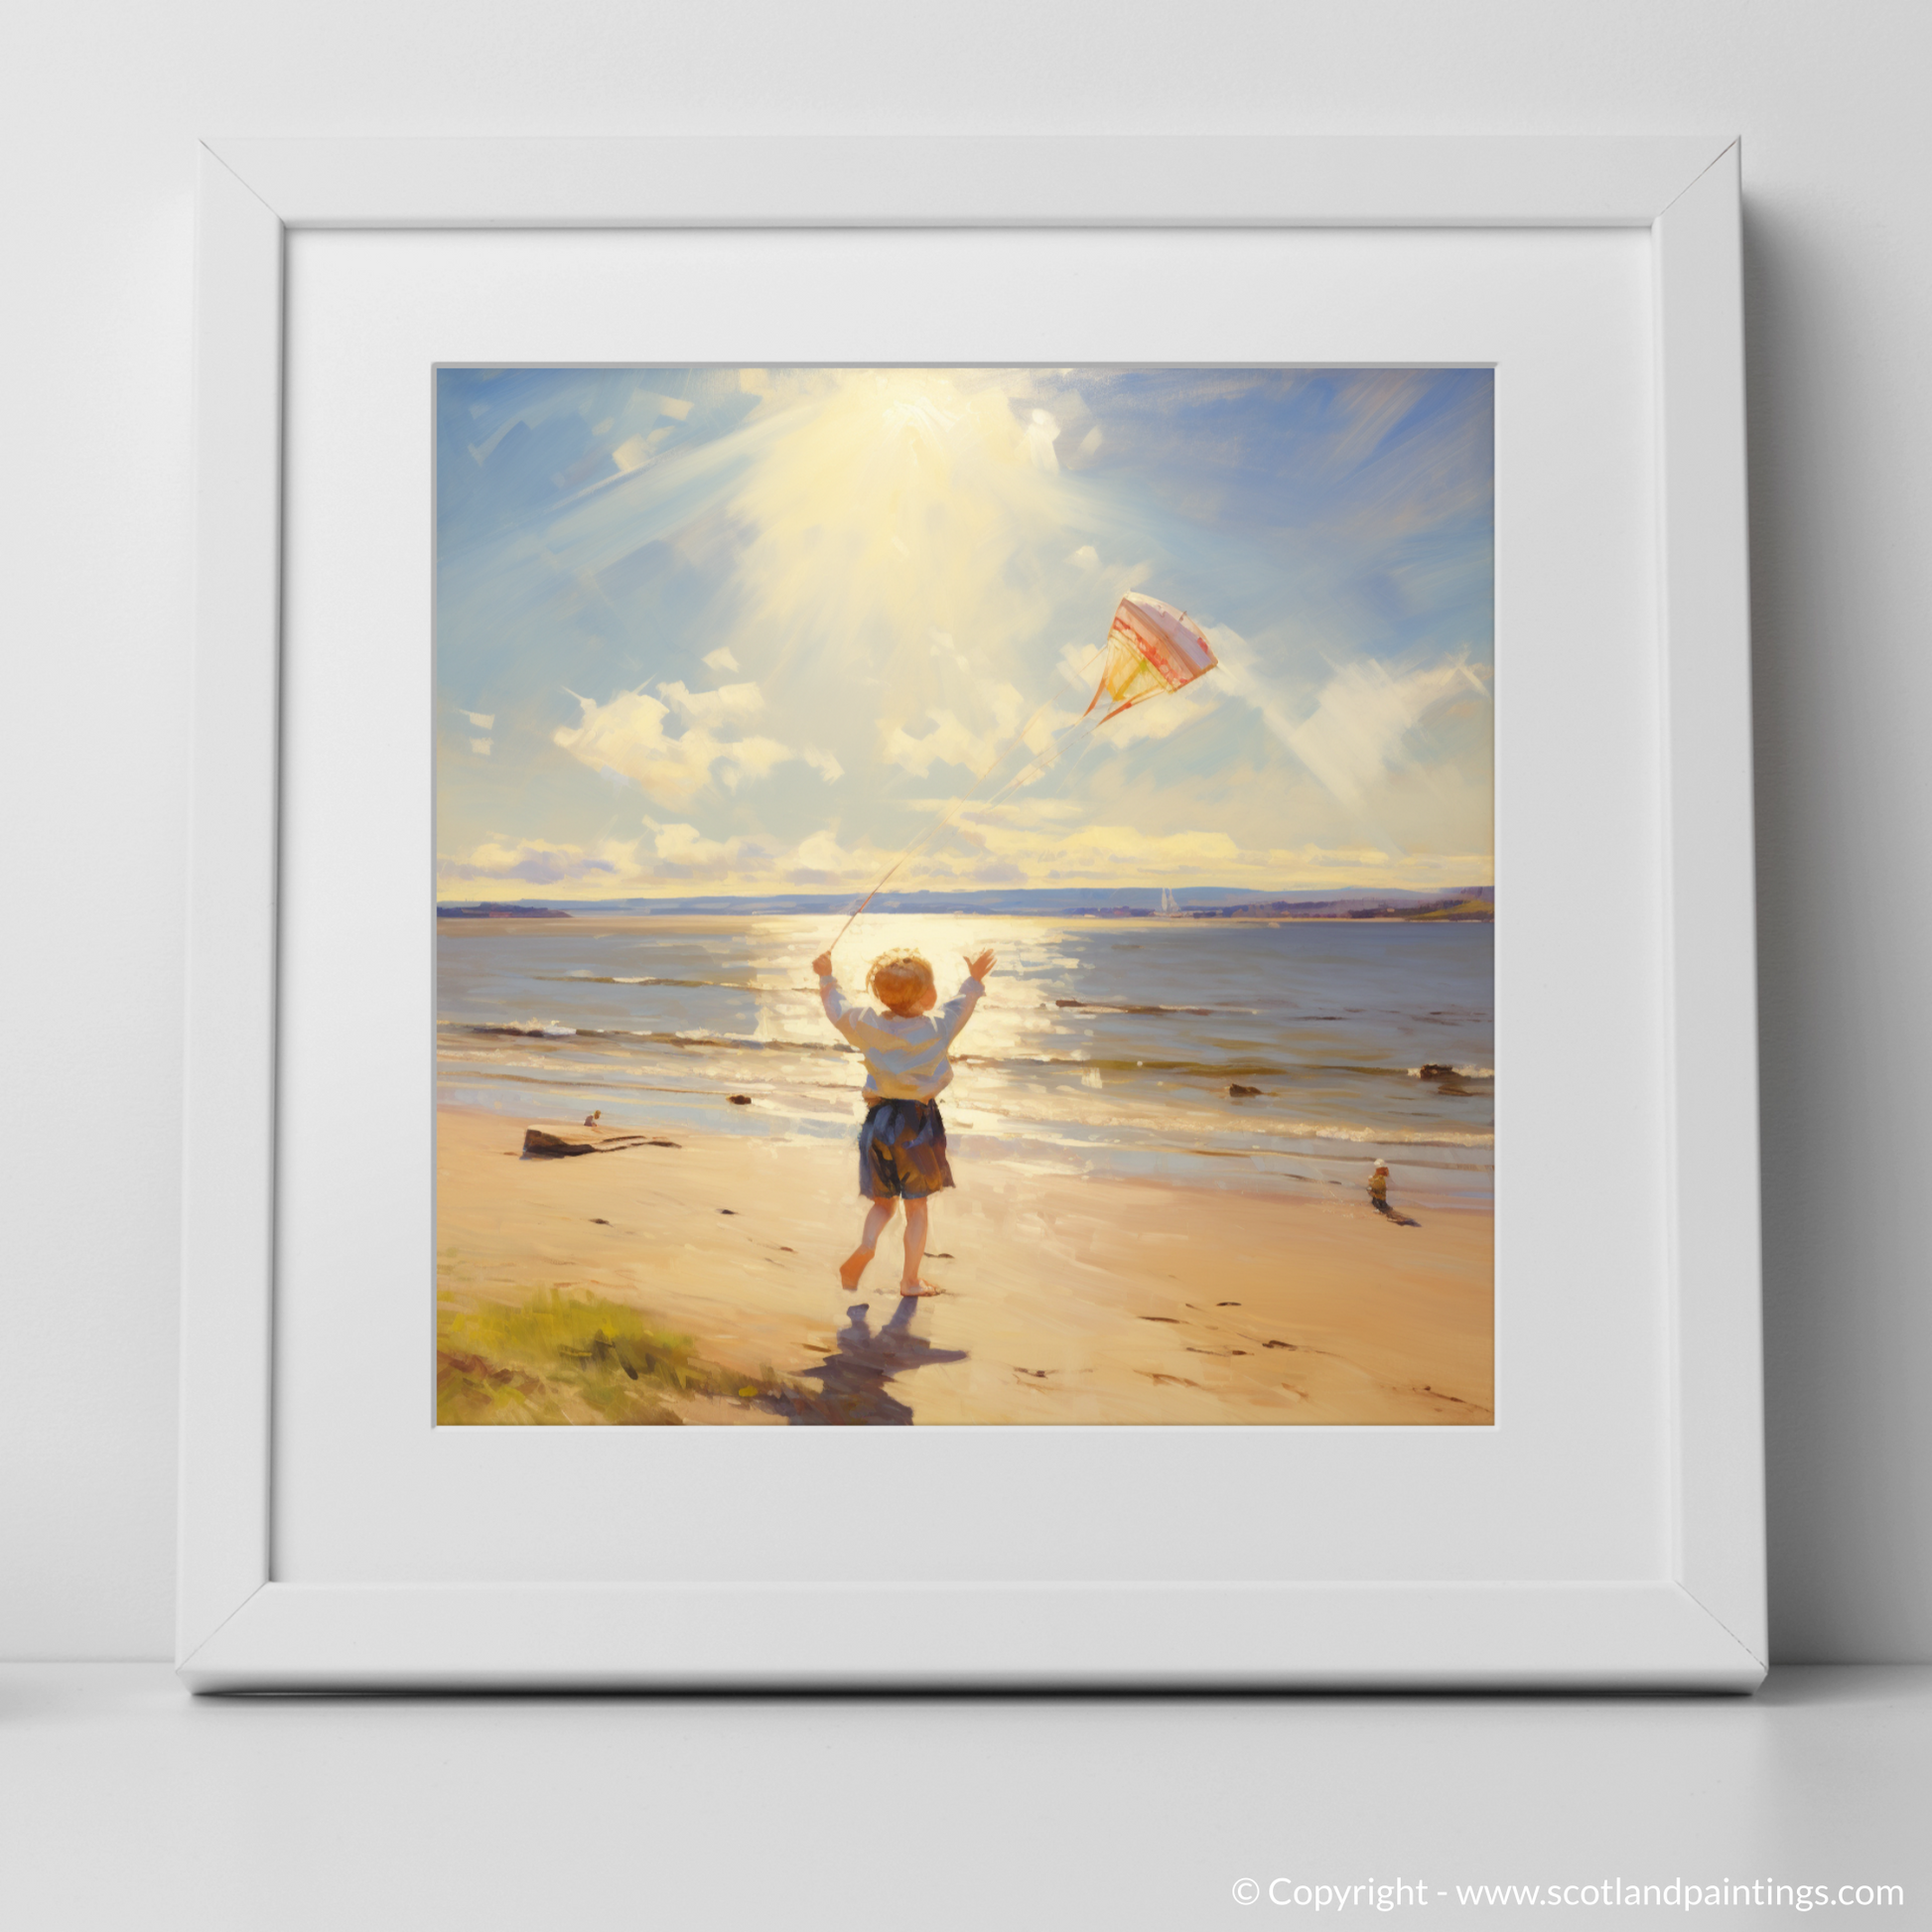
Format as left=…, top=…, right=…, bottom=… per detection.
left=434, top=885, right=1492, bottom=919
left=438, top=902, right=574, bottom=919
left=1188, top=887, right=1493, bottom=922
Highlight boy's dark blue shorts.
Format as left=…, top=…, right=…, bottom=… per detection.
left=859, top=1098, right=953, bottom=1199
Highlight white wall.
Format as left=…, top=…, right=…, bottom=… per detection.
left=3, top=0, right=1925, bottom=1661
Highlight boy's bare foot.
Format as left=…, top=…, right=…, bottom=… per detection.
left=839, top=1246, right=874, bottom=1291
left=898, top=1280, right=944, bottom=1298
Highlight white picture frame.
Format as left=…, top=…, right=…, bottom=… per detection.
left=181, top=136, right=1762, bottom=1691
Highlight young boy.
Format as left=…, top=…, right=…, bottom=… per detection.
left=810, top=944, right=996, bottom=1297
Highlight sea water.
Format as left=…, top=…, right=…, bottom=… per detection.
left=436, top=913, right=1494, bottom=1207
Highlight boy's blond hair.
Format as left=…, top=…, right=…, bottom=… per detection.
left=867, top=949, right=935, bottom=1013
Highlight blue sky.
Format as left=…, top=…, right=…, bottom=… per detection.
left=436, top=365, right=1492, bottom=898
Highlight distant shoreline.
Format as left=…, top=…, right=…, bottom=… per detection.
left=438, top=907, right=1494, bottom=924
left=438, top=886, right=1494, bottom=923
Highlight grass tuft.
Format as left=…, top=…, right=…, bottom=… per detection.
left=437, top=1288, right=791, bottom=1426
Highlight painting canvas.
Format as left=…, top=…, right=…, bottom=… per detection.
left=434, top=365, right=1493, bottom=1428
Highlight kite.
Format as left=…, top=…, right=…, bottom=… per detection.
left=1086, top=593, right=1220, bottom=724
left=828, top=595, right=1219, bottom=945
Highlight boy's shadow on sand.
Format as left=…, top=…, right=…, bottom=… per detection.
left=771, top=1299, right=967, bottom=1427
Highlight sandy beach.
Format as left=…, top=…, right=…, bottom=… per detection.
left=436, top=1105, right=1493, bottom=1427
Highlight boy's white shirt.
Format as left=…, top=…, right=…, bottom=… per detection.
left=818, top=975, right=985, bottom=1101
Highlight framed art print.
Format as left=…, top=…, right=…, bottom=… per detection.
left=181, top=138, right=1763, bottom=1689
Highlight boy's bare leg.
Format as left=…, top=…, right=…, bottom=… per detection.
left=898, top=1196, right=941, bottom=1296
left=840, top=1198, right=896, bottom=1291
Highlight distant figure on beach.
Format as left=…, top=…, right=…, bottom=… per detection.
left=1368, top=1158, right=1419, bottom=1226
left=811, top=945, right=996, bottom=1297
left=584, top=1109, right=602, bottom=1129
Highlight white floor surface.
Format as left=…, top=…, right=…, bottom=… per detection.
left=1, top=1664, right=1925, bottom=1928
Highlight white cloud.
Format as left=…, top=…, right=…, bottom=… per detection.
left=791, top=829, right=851, bottom=876
left=1283, top=659, right=1487, bottom=809
left=1026, top=409, right=1061, bottom=472
left=1100, top=688, right=1215, bottom=748
left=553, top=688, right=798, bottom=805
left=879, top=674, right=1049, bottom=778
left=1207, top=624, right=1489, bottom=811
left=1034, top=823, right=1242, bottom=876
left=883, top=703, right=1024, bottom=777
left=658, top=679, right=766, bottom=727
left=1067, top=544, right=1098, bottom=570
left=723, top=736, right=793, bottom=785
left=436, top=821, right=1490, bottom=897
left=438, top=814, right=1488, bottom=901
left=635, top=390, right=694, bottom=421
left=438, top=836, right=633, bottom=886
left=612, top=431, right=673, bottom=474
left=703, top=646, right=741, bottom=672
left=469, top=738, right=492, bottom=757
left=930, top=797, right=1084, bottom=827
left=644, top=821, right=878, bottom=888
left=463, top=710, right=494, bottom=729
left=644, top=820, right=764, bottom=871
left=802, top=748, right=844, bottom=783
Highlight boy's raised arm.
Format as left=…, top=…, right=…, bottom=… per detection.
left=813, top=952, right=855, bottom=1035
left=938, top=948, right=996, bottom=1042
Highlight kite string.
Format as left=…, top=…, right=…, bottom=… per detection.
left=958, top=673, right=1182, bottom=828
left=826, top=645, right=1110, bottom=951
left=960, top=709, right=1104, bottom=819
left=848, top=675, right=1178, bottom=924
left=823, top=700, right=1054, bottom=949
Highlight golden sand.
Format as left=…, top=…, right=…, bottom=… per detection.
left=436, top=1105, right=1493, bottom=1427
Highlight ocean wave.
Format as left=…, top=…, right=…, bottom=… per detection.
left=546, top=974, right=762, bottom=991
left=1283, top=1120, right=1493, bottom=1149
left=448, top=1022, right=1488, bottom=1090
left=1052, top=998, right=1224, bottom=1017
left=966, top=1111, right=1495, bottom=1153
left=455, top=1023, right=839, bottom=1055
left=1408, top=1063, right=1495, bottom=1080
left=983, top=1053, right=1483, bottom=1082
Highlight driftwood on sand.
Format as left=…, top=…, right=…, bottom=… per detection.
left=521, top=1124, right=680, bottom=1159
